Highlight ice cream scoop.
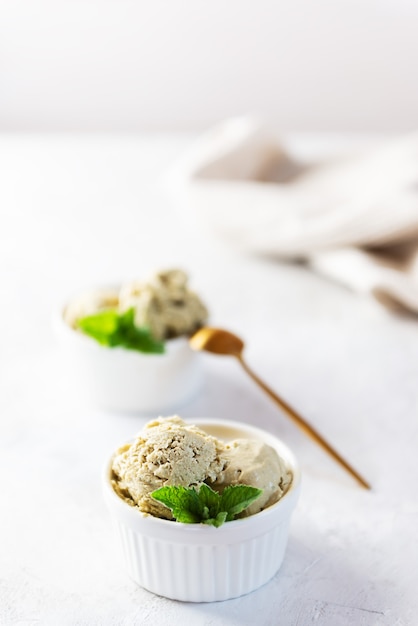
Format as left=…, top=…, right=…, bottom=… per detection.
left=211, top=438, right=292, bottom=516
left=119, top=269, right=208, bottom=341
left=111, top=416, right=224, bottom=518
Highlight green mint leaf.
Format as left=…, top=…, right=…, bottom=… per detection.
left=204, top=511, right=228, bottom=528
left=76, top=308, right=165, bottom=354
left=151, top=486, right=203, bottom=523
left=220, top=485, right=263, bottom=521
left=118, top=307, right=136, bottom=328
left=151, top=483, right=263, bottom=527
left=76, top=310, right=119, bottom=346
left=197, top=483, right=220, bottom=519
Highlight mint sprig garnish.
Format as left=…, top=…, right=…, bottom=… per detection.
left=151, top=483, right=263, bottom=527
left=76, top=307, right=165, bottom=354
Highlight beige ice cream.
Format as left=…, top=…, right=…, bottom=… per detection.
left=111, top=416, right=225, bottom=519
left=210, top=438, right=292, bottom=517
left=111, top=416, right=292, bottom=520
left=119, top=269, right=208, bottom=340
left=64, top=289, right=119, bottom=328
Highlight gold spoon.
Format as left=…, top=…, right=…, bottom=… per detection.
left=190, top=327, right=371, bottom=490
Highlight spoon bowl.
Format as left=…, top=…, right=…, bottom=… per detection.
left=189, top=327, right=244, bottom=356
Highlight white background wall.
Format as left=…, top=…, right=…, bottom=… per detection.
left=1, top=0, right=418, bottom=132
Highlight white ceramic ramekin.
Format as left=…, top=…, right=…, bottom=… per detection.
left=53, top=292, right=202, bottom=413
left=103, top=419, right=301, bottom=602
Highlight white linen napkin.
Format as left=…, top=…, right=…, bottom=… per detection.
left=168, top=117, right=418, bottom=314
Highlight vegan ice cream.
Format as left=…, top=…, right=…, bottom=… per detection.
left=111, top=416, right=224, bottom=519
left=64, top=269, right=208, bottom=341
left=119, top=269, right=208, bottom=341
left=111, top=416, right=292, bottom=520
left=211, top=438, right=291, bottom=516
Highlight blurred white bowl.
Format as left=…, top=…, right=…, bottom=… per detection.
left=53, top=292, right=202, bottom=413
left=103, top=419, right=301, bottom=602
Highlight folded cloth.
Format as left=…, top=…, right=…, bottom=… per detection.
left=168, top=117, right=418, bottom=314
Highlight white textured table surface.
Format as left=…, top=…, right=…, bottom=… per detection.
left=1, top=133, right=417, bottom=626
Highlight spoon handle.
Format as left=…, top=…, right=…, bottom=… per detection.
left=237, top=354, right=371, bottom=490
